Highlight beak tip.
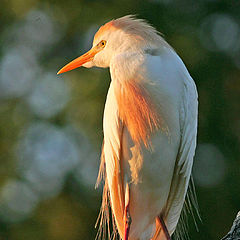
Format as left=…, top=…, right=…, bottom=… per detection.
left=57, top=49, right=94, bottom=75
left=57, top=69, right=64, bottom=75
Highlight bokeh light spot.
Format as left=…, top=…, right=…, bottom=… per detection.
left=193, top=143, right=226, bottom=188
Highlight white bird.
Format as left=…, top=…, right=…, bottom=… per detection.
left=58, top=15, right=199, bottom=240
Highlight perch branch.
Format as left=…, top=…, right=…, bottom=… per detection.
left=221, top=211, right=240, bottom=240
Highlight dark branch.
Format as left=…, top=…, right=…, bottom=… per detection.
left=221, top=212, right=240, bottom=240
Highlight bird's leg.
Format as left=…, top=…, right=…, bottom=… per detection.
left=157, top=215, right=171, bottom=240
left=124, top=183, right=131, bottom=240
left=124, top=203, right=132, bottom=240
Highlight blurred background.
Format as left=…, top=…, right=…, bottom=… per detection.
left=0, top=0, right=239, bottom=239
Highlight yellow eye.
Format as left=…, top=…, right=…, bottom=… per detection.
left=98, top=40, right=106, bottom=47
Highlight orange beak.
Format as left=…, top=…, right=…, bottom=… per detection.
left=57, top=47, right=99, bottom=74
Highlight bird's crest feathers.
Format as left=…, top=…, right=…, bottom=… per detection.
left=94, top=15, right=169, bottom=47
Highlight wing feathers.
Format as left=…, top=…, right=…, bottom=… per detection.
left=162, top=75, right=198, bottom=239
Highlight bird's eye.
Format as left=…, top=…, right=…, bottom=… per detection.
left=98, top=40, right=106, bottom=48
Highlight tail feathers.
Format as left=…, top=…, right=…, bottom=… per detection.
left=95, top=179, right=119, bottom=240
left=186, top=176, right=201, bottom=228
left=95, top=140, right=122, bottom=240
left=173, top=206, right=189, bottom=240
left=153, top=176, right=201, bottom=240
left=95, top=141, right=117, bottom=240
left=173, top=175, right=201, bottom=240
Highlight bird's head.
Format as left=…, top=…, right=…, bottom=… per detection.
left=57, top=15, right=165, bottom=74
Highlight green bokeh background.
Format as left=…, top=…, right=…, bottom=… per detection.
left=0, top=0, right=240, bottom=239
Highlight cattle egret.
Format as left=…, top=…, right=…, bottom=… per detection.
left=58, top=16, right=199, bottom=240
